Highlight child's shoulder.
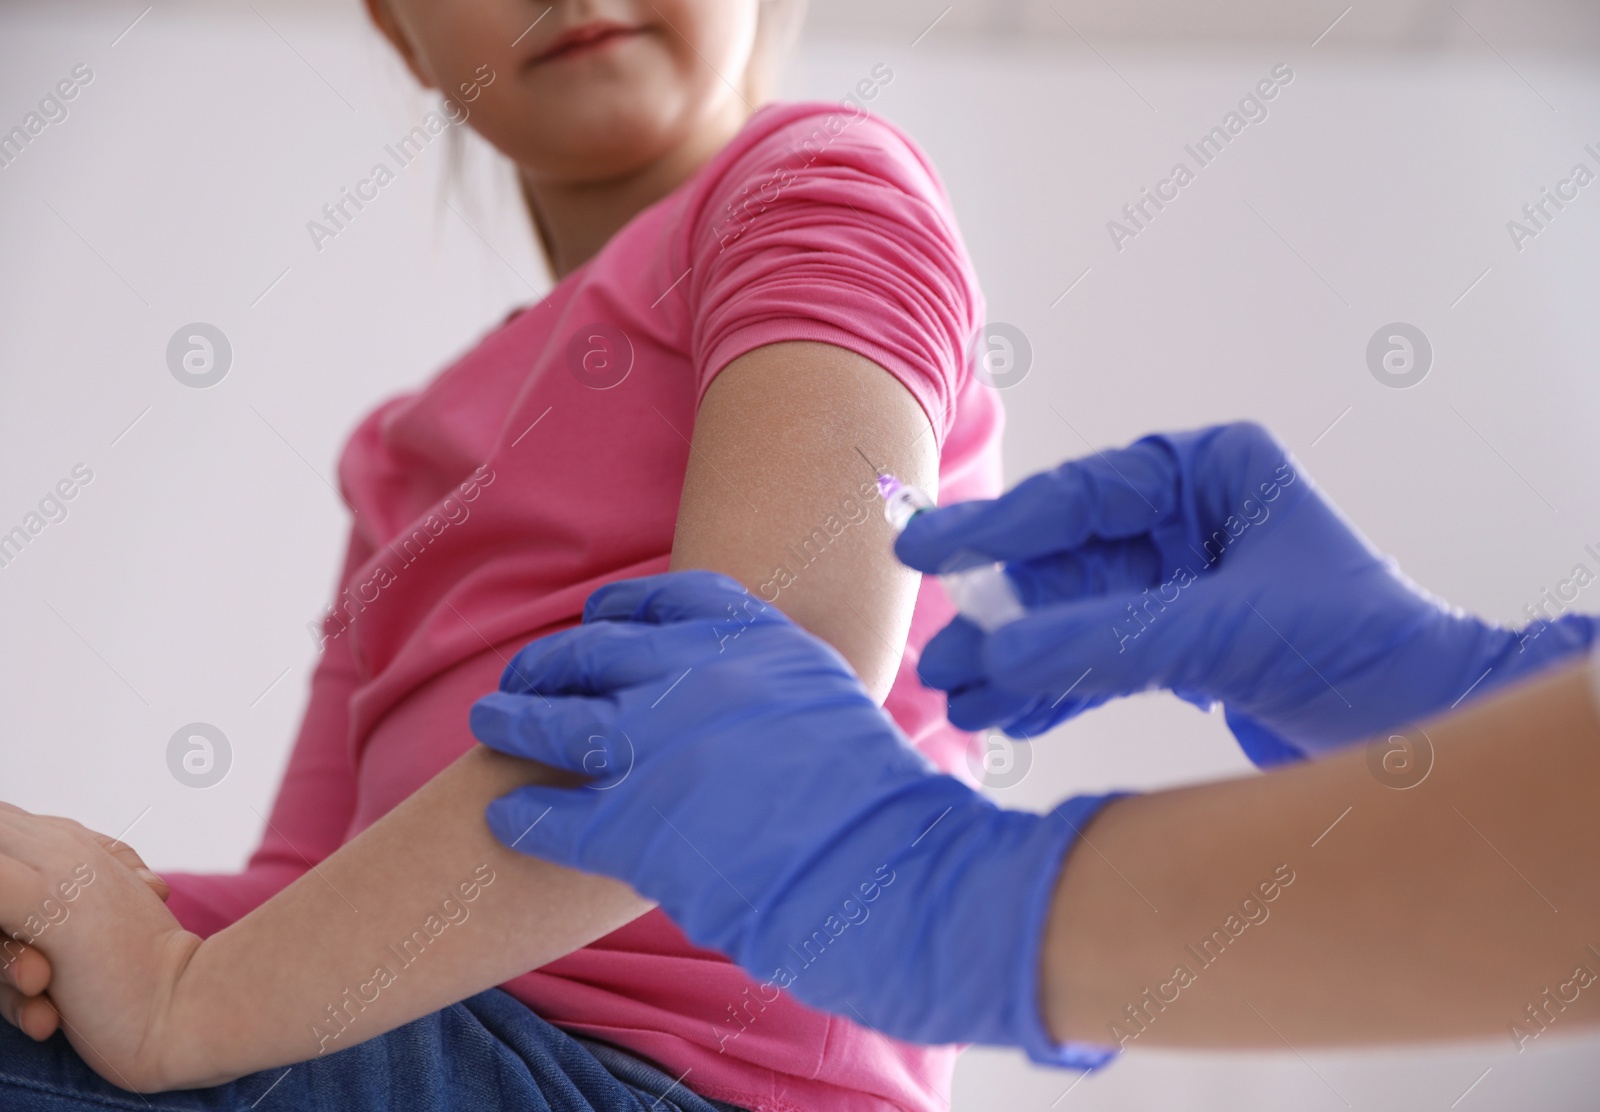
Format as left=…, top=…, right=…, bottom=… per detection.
left=703, top=97, right=949, bottom=205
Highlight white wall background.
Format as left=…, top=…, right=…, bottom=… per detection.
left=2, top=2, right=1598, bottom=1108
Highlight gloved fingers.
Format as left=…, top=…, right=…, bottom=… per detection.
left=1002, top=691, right=1110, bottom=739
left=1148, top=422, right=1297, bottom=524
left=1222, top=707, right=1309, bottom=769
left=921, top=614, right=1116, bottom=732
left=915, top=616, right=988, bottom=693
left=894, top=442, right=1178, bottom=572
left=470, top=691, right=627, bottom=777
left=499, top=621, right=711, bottom=696
left=980, top=591, right=1204, bottom=698
left=584, top=570, right=770, bottom=626
left=485, top=786, right=592, bottom=866
left=894, top=499, right=998, bottom=573
left=944, top=682, right=1044, bottom=733
left=1005, top=536, right=1163, bottom=608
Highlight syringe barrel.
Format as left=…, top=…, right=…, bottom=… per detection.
left=877, top=473, right=1024, bottom=632
left=940, top=563, right=1026, bottom=633
left=884, top=484, right=934, bottom=531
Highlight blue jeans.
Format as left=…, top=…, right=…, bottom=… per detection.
left=0, top=989, right=748, bottom=1112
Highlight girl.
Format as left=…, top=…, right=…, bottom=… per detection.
left=0, top=1, right=1002, bottom=1109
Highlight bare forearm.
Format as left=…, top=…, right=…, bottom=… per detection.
left=150, top=344, right=928, bottom=1087
left=1044, top=659, right=1600, bottom=1052
left=162, top=746, right=649, bottom=1087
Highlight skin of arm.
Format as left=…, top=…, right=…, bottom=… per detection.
left=667, top=341, right=938, bottom=703
left=1042, top=657, right=1600, bottom=1052
left=13, top=341, right=931, bottom=1092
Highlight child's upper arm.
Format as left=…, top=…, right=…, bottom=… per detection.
left=671, top=110, right=982, bottom=699
left=668, top=111, right=979, bottom=697
left=669, top=340, right=937, bottom=701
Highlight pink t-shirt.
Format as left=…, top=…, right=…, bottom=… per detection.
left=164, top=102, right=1002, bottom=1112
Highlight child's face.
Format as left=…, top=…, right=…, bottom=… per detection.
left=370, top=0, right=761, bottom=184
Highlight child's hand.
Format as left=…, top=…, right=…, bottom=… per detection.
left=0, top=801, right=171, bottom=1045
left=0, top=804, right=199, bottom=1092
left=1, top=935, right=60, bottom=1039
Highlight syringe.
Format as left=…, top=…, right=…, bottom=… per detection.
left=878, top=472, right=1026, bottom=633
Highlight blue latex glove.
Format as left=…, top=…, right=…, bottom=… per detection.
left=896, top=421, right=1597, bottom=764
left=470, top=570, right=1119, bottom=1068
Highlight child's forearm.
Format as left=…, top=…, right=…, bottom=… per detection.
left=158, top=745, right=651, bottom=1088
left=147, top=343, right=934, bottom=1088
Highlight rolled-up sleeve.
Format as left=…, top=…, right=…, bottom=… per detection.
left=688, top=109, right=983, bottom=450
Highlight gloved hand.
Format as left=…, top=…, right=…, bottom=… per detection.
left=896, top=421, right=1596, bottom=764
left=470, top=570, right=1119, bottom=1068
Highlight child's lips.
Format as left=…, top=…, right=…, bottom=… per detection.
left=527, top=22, right=643, bottom=66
